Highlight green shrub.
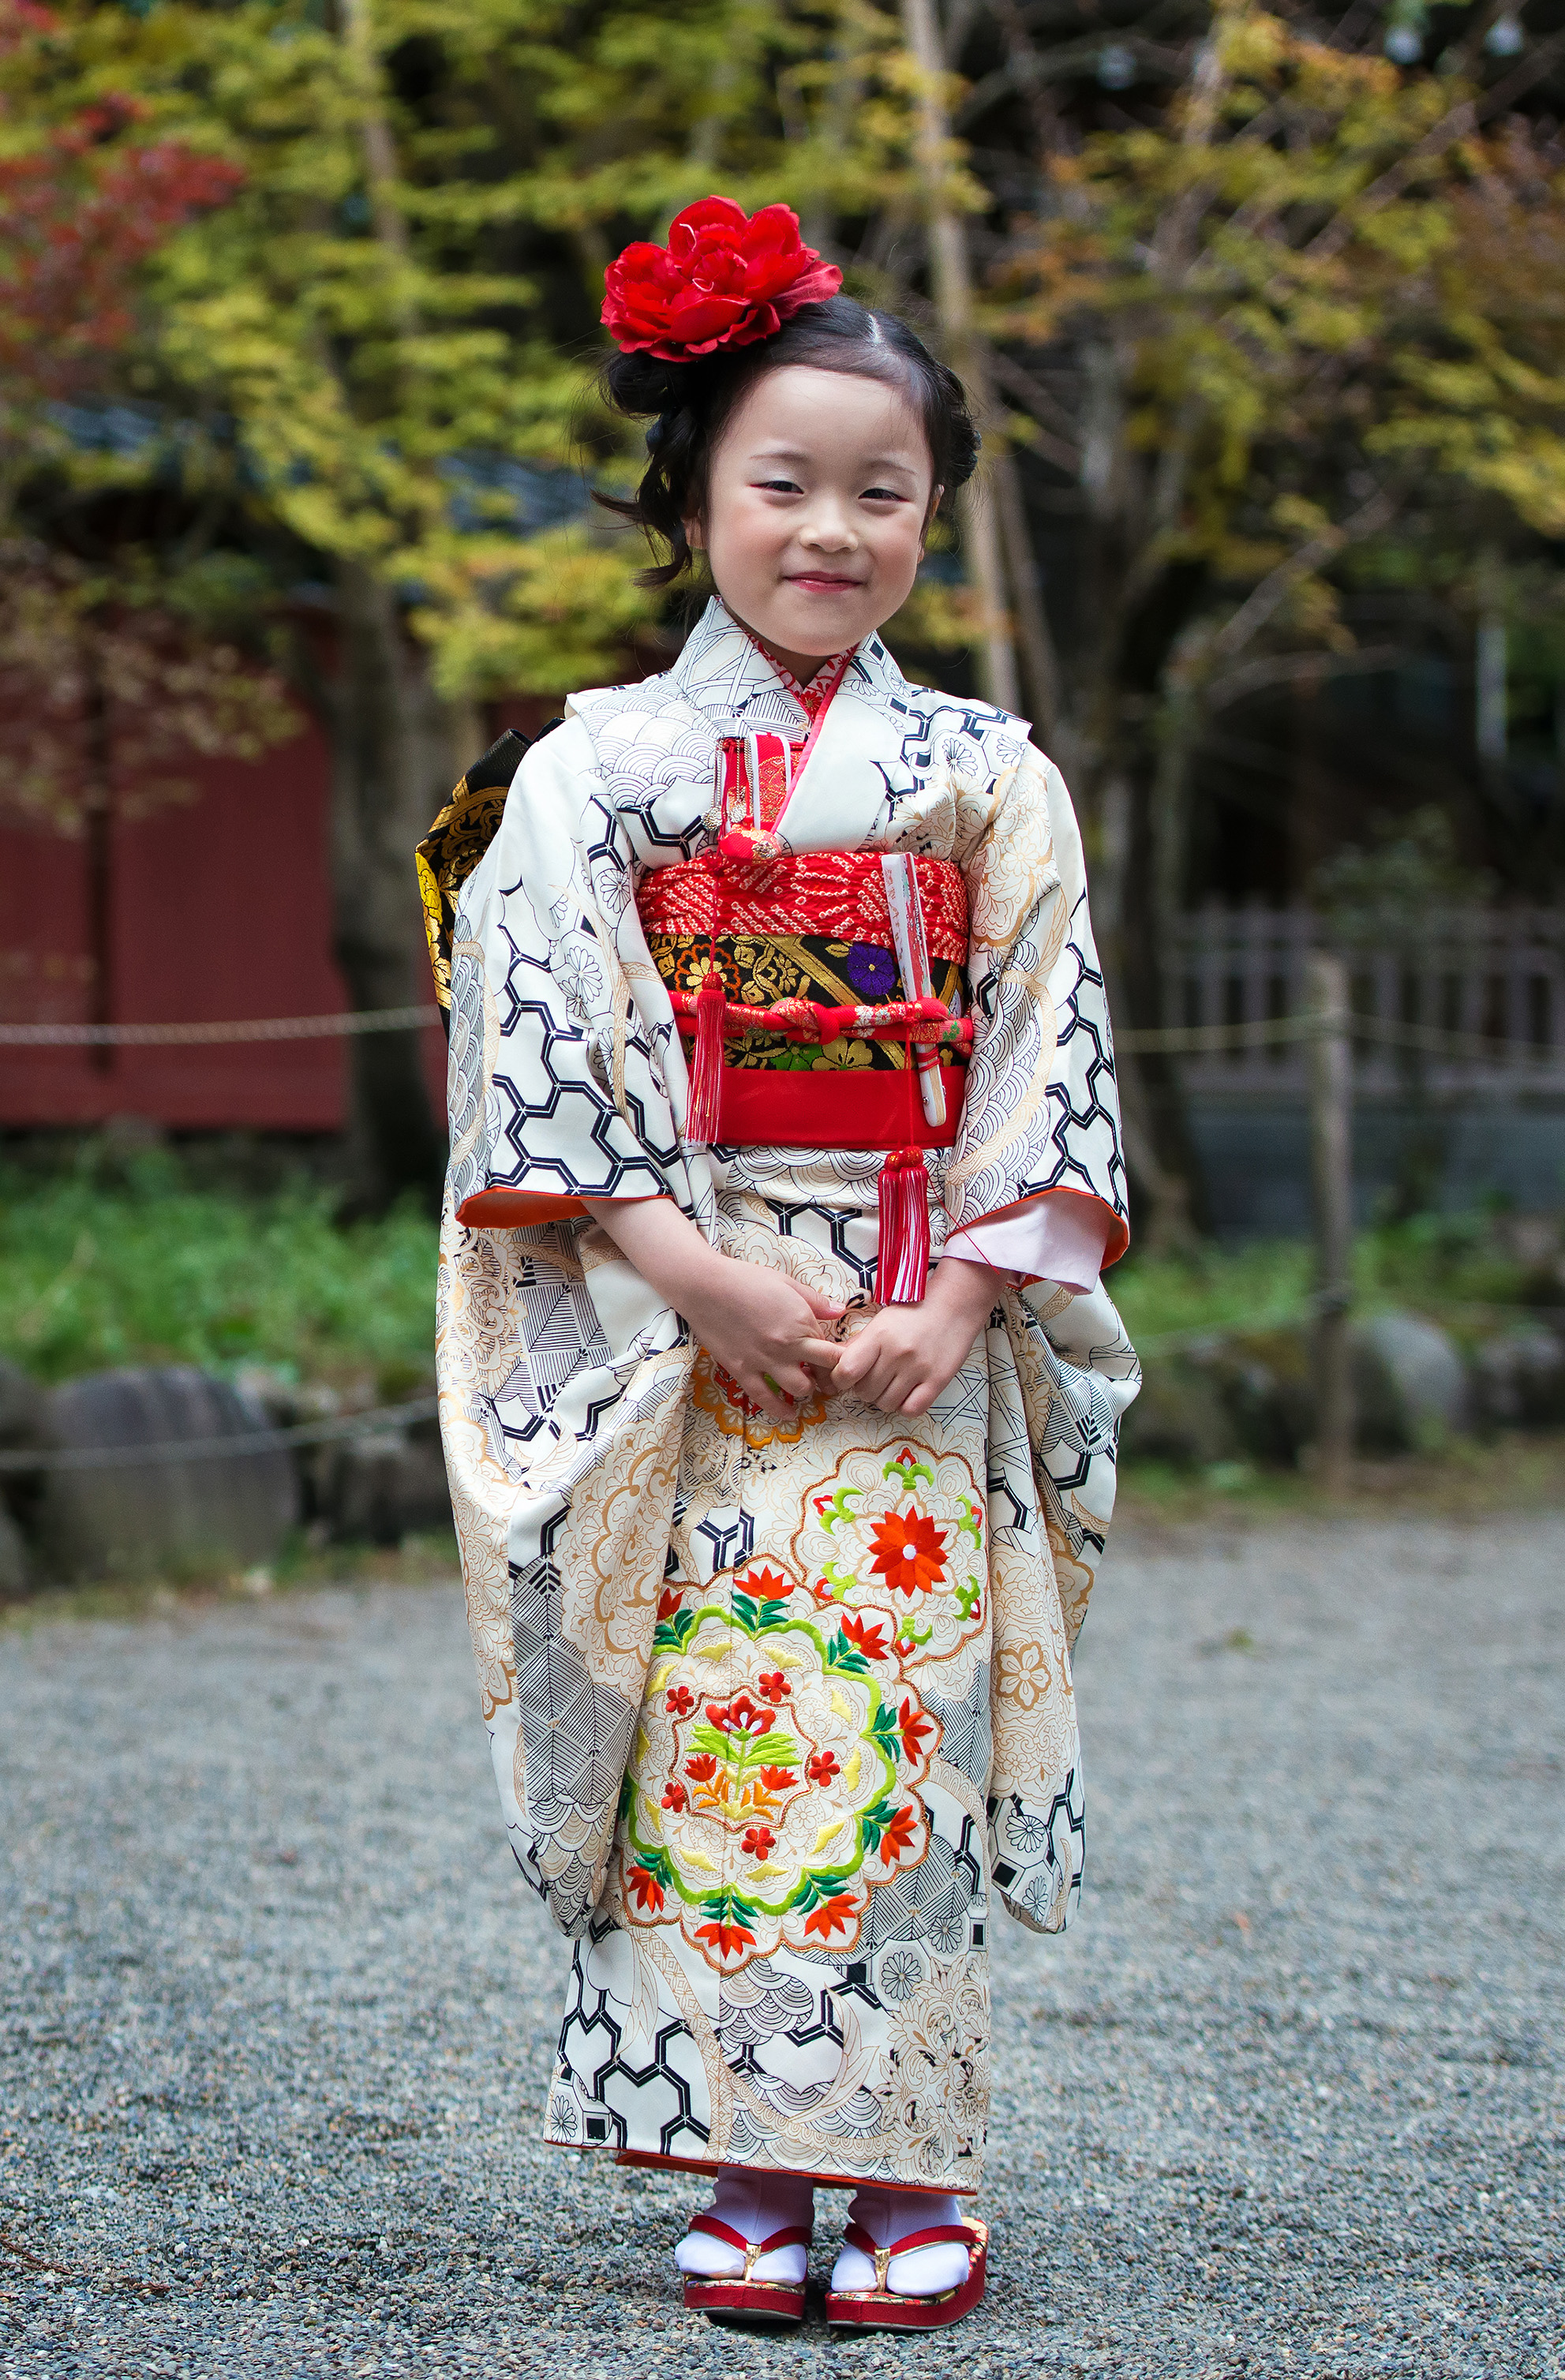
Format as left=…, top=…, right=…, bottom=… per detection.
left=1110, top=1213, right=1534, bottom=1353
left=0, top=1144, right=438, bottom=1389
left=0, top=1141, right=1545, bottom=1392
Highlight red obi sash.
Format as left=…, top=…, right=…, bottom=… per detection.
left=636, top=847, right=968, bottom=964
left=709, top=1063, right=968, bottom=1152
left=636, top=848, right=970, bottom=1158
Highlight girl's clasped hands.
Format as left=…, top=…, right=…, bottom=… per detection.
left=582, top=1193, right=1001, bottom=1425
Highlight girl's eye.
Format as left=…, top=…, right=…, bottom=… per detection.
left=757, top=477, right=803, bottom=494
left=861, top=485, right=907, bottom=503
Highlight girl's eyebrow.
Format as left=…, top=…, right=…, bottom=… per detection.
left=746, top=443, right=923, bottom=476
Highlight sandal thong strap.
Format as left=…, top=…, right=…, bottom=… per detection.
left=841, top=2219, right=975, bottom=2293
left=686, top=2212, right=813, bottom=2283
left=842, top=2220, right=974, bottom=2258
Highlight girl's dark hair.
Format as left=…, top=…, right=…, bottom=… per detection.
left=597, top=294, right=979, bottom=589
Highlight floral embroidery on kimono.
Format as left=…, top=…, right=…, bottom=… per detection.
left=435, top=598, right=1139, bottom=2190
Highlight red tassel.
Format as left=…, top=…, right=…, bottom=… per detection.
left=685, top=973, right=727, bottom=1147
left=876, top=1146, right=931, bottom=1305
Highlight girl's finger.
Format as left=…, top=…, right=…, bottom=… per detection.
left=883, top=1357, right=932, bottom=1416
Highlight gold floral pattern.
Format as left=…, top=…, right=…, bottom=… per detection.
left=876, top=1953, right=991, bottom=2180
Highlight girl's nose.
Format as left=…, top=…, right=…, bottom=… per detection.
left=798, top=500, right=858, bottom=552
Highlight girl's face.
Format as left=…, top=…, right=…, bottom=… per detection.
left=689, top=365, right=938, bottom=677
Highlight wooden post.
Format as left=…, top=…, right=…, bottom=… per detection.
left=899, top=0, right=1020, bottom=713
left=82, top=633, right=115, bottom=1077
left=1308, top=950, right=1353, bottom=1492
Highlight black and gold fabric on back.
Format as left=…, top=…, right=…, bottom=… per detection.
left=417, top=724, right=557, bottom=1023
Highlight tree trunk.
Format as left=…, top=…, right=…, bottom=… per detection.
left=326, top=561, right=454, bottom=1213
left=81, top=631, right=116, bottom=1080
left=1088, top=767, right=1202, bottom=1252
left=992, top=446, right=1061, bottom=746
left=900, top=0, right=1020, bottom=712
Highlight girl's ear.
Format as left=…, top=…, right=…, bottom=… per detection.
left=683, top=513, right=706, bottom=554
left=919, top=485, right=945, bottom=552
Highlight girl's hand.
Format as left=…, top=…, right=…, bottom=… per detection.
left=828, top=1255, right=1002, bottom=1418
left=582, top=1196, right=843, bottom=1424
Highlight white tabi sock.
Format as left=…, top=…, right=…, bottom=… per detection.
left=830, top=2186, right=971, bottom=2298
left=674, top=2166, right=814, bottom=2288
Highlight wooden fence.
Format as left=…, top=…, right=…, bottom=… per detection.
left=1163, top=905, right=1565, bottom=1098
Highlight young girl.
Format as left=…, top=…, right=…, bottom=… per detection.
left=428, top=196, right=1140, bottom=2331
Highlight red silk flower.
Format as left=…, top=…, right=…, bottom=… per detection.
left=601, top=196, right=841, bottom=361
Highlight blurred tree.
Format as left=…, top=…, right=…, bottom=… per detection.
left=0, top=12, right=294, bottom=1049
left=963, top=0, right=1565, bottom=1240
left=1, top=0, right=920, bottom=1204
left=13, top=0, right=1562, bottom=1238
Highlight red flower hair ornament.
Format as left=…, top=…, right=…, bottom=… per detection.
left=601, top=196, right=842, bottom=361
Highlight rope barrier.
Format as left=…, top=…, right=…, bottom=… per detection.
left=1116, top=1012, right=1561, bottom=1062
left=1117, top=1016, right=1315, bottom=1054
left=0, top=1002, right=1550, bottom=1064
left=0, top=1005, right=440, bottom=1049
left=0, top=1394, right=440, bottom=1475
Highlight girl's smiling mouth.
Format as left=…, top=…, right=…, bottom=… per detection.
left=787, top=571, right=867, bottom=592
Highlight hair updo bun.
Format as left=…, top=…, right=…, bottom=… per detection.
left=597, top=294, right=979, bottom=589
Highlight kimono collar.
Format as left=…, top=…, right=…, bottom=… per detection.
left=671, top=597, right=912, bottom=736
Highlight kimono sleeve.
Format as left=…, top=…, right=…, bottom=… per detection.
left=949, top=741, right=1140, bottom=1937
left=444, top=717, right=693, bottom=1229
left=945, top=747, right=1129, bottom=1263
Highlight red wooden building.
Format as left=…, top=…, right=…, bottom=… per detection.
left=0, top=718, right=438, bottom=1132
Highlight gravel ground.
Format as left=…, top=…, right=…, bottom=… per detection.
left=2, top=1514, right=1561, bottom=2380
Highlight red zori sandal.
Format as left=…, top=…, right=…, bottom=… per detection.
left=825, top=2217, right=988, bottom=2329
left=679, top=2213, right=814, bottom=2325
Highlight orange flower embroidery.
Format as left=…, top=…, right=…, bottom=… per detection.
left=627, top=1865, right=666, bottom=1915
left=741, top=1825, right=776, bottom=1858
left=867, top=1505, right=949, bottom=1596
left=692, top=1356, right=827, bottom=1446
left=802, top=1892, right=857, bottom=1942
left=898, top=1699, right=938, bottom=1761
left=879, top=1803, right=919, bottom=1864
left=757, top=1671, right=791, bottom=1705
left=736, top=1565, right=792, bottom=1600
left=841, top=1611, right=889, bottom=1660
left=695, top=1915, right=757, bottom=1961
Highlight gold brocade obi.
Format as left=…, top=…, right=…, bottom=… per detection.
left=635, top=848, right=968, bottom=1079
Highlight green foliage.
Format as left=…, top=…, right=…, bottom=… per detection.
left=0, top=1147, right=437, bottom=1388
left=2, top=0, right=923, bottom=701
left=1113, top=1211, right=1534, bottom=1351
left=1309, top=804, right=1494, bottom=943
left=998, top=1, right=1565, bottom=711
left=0, top=1143, right=1544, bottom=1403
